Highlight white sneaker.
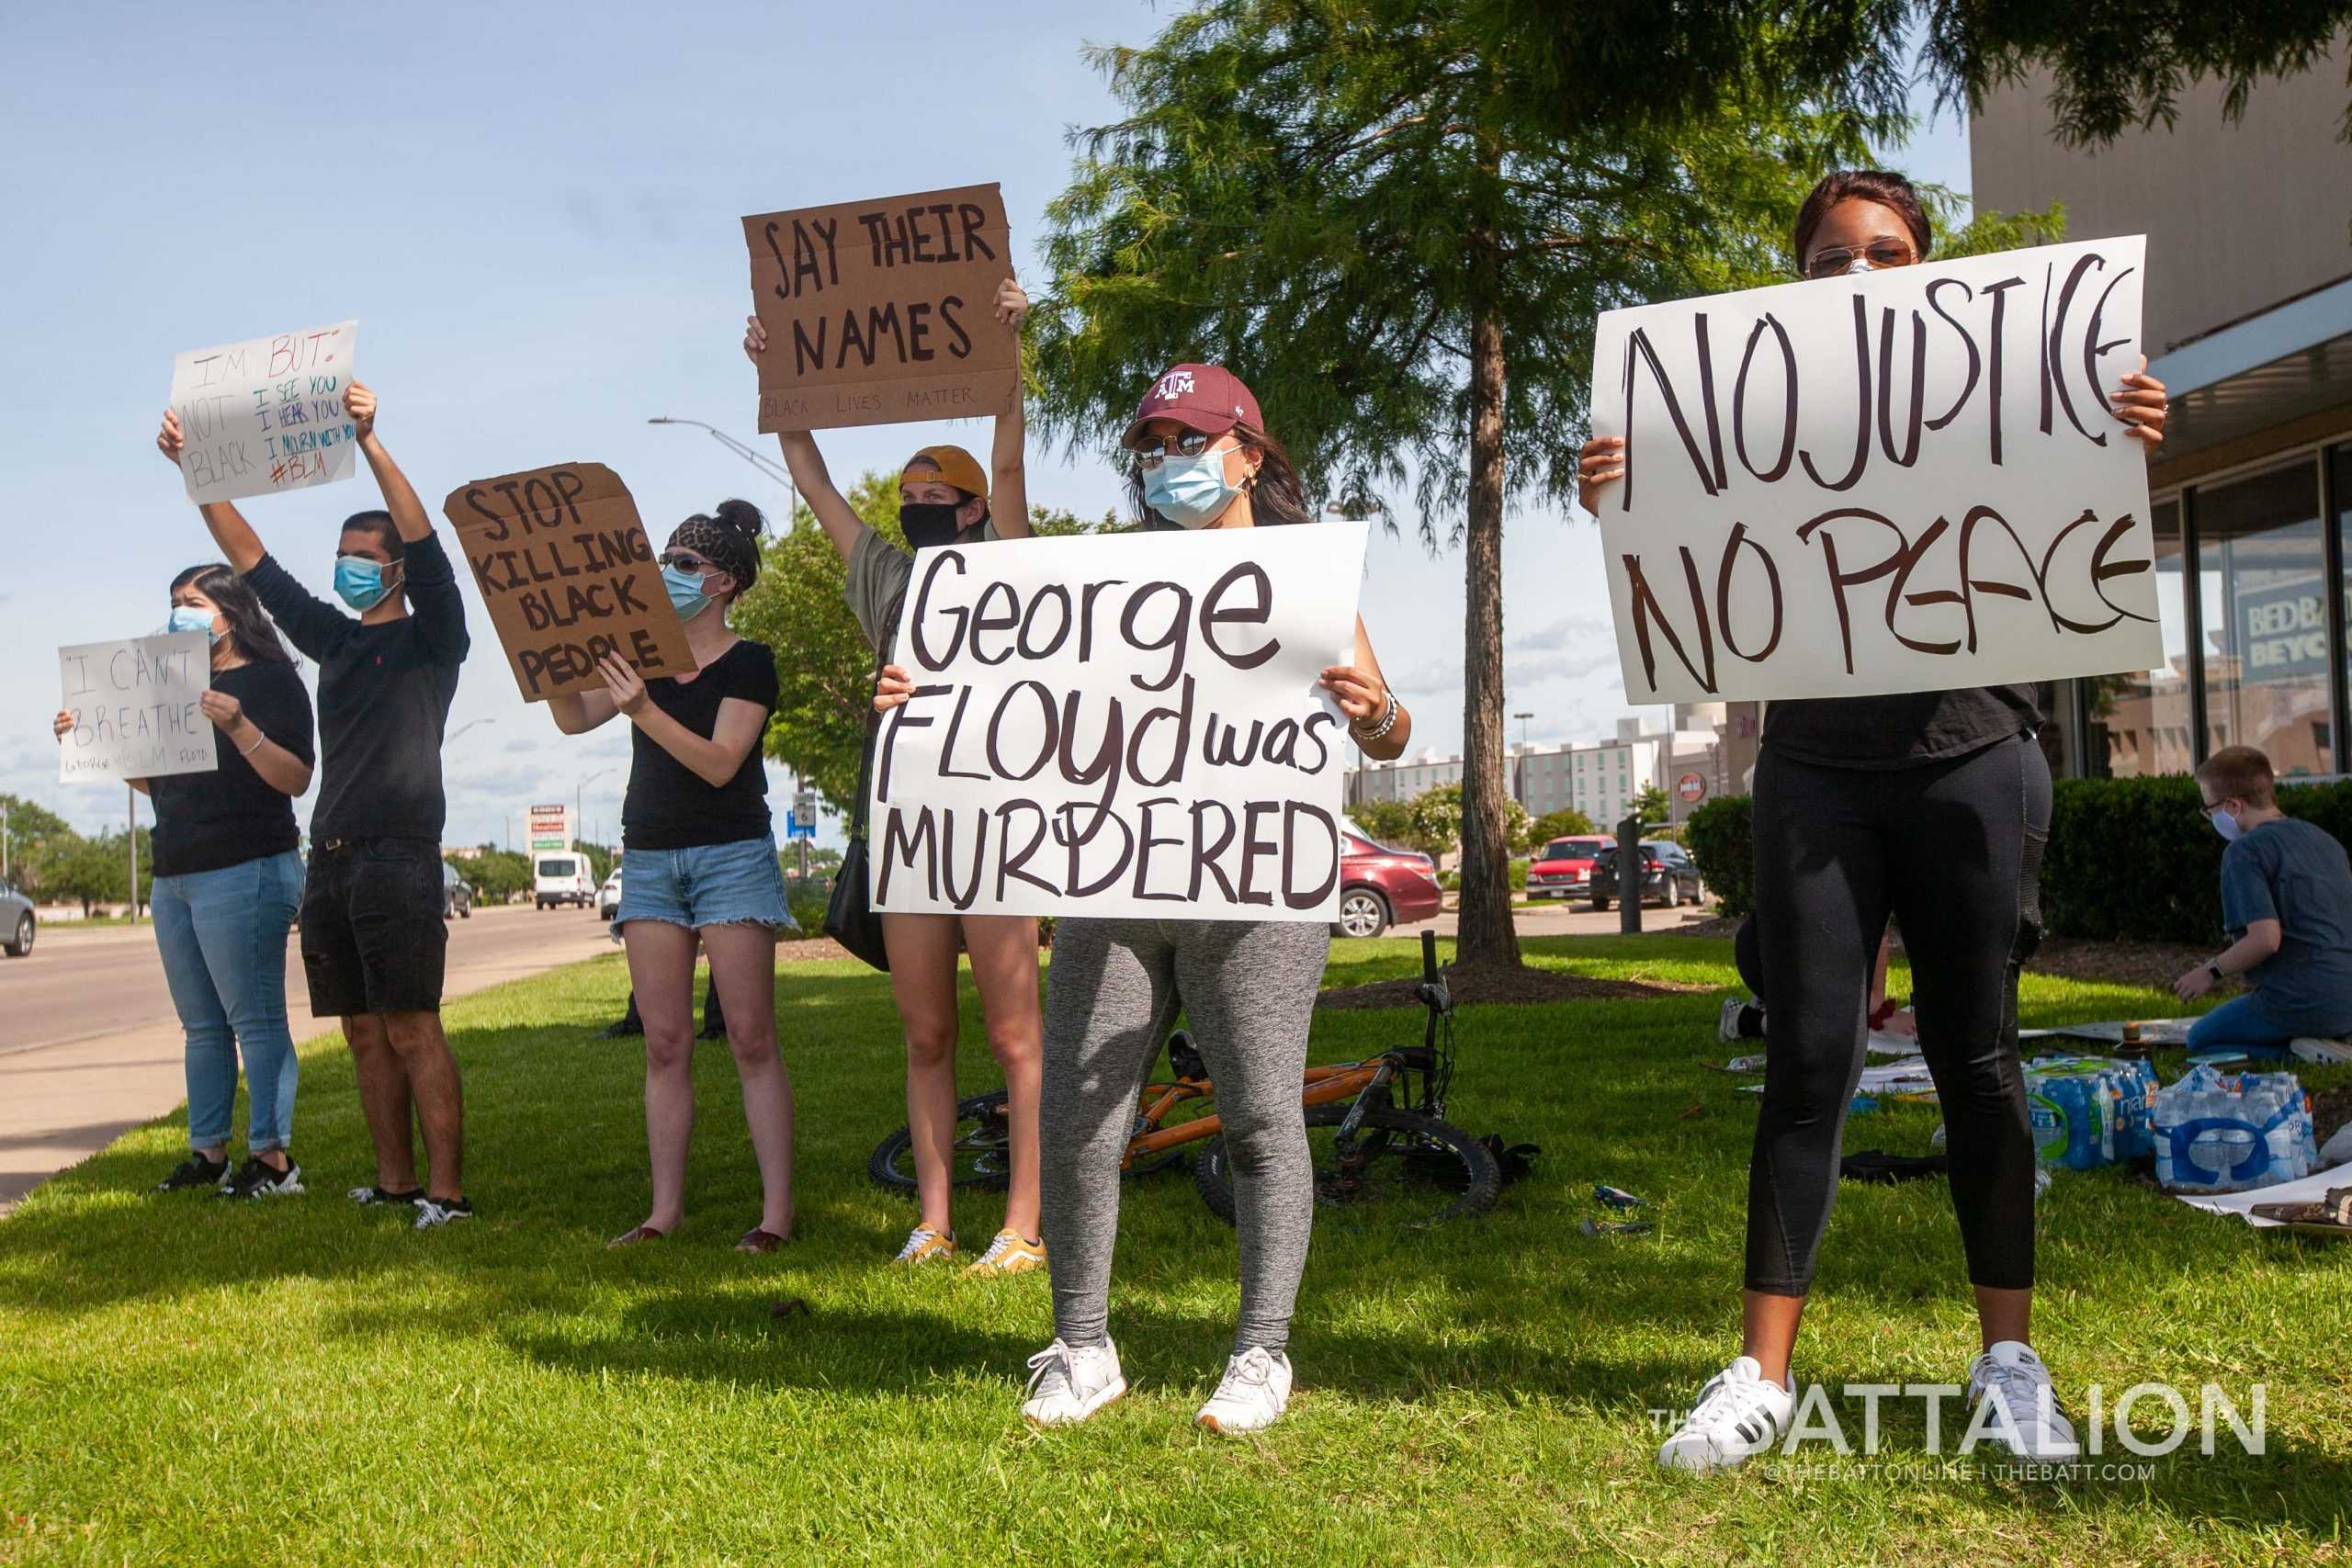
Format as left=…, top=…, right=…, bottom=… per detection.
left=1197, top=1346, right=1293, bottom=1434
left=1022, top=1338, right=1126, bottom=1427
left=1967, top=1340, right=2080, bottom=1460
left=1717, top=996, right=1752, bottom=1044
left=1657, top=1355, right=1795, bottom=1472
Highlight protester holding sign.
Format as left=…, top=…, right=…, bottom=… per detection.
left=548, top=500, right=798, bottom=1256
left=160, top=382, right=477, bottom=1231
left=875, top=361, right=1413, bottom=1434
left=743, top=279, right=1050, bottom=1278
left=51, top=566, right=313, bottom=1200
left=1582, top=172, right=2170, bottom=1473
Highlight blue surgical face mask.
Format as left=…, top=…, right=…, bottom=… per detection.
left=1143, top=446, right=1243, bottom=529
left=334, top=555, right=394, bottom=612
left=662, top=563, right=714, bottom=619
left=168, top=604, right=222, bottom=644
left=2210, top=807, right=2243, bottom=842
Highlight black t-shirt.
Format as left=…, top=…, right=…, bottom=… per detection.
left=147, top=659, right=315, bottom=878
left=622, top=638, right=779, bottom=851
left=1761, top=686, right=2042, bottom=770
left=243, top=533, right=470, bottom=842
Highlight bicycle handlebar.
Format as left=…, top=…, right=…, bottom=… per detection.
left=1415, top=929, right=1451, bottom=1024
left=1421, top=929, right=1438, bottom=985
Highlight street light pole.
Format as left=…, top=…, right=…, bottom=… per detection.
left=648, top=418, right=797, bottom=503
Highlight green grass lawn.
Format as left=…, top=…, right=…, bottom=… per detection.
left=4, top=937, right=2349, bottom=1565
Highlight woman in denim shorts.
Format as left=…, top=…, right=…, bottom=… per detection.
left=550, top=499, right=797, bottom=1253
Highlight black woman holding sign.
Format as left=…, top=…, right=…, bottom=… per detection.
left=548, top=501, right=797, bottom=1255
left=1578, top=170, right=2170, bottom=1472
left=743, top=278, right=1050, bottom=1280
left=876, top=361, right=1414, bottom=1435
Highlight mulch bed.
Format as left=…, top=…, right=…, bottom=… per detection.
left=1317, top=962, right=1706, bottom=1011
left=2023, top=937, right=2211, bottom=993
left=776, top=936, right=853, bottom=963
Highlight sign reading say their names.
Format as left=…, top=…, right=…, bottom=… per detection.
left=743, top=183, right=1017, bottom=433
left=871, top=522, right=1371, bottom=921
left=168, top=321, right=360, bottom=504
left=1589, top=236, right=2160, bottom=704
left=442, top=463, right=695, bottom=702
left=58, top=632, right=216, bottom=784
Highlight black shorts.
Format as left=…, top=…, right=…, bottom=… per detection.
left=300, top=838, right=447, bottom=1016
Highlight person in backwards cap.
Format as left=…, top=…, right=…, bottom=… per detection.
left=741, top=276, right=1049, bottom=1280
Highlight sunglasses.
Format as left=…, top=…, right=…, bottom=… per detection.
left=1804, top=238, right=1917, bottom=280
left=658, top=552, right=715, bottom=574
left=1128, top=430, right=1227, bottom=469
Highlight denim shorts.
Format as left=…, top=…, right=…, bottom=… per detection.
left=616, top=834, right=797, bottom=936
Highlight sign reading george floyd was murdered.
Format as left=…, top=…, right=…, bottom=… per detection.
left=869, top=523, right=1371, bottom=921
left=442, top=463, right=695, bottom=702
left=1589, top=237, right=2161, bottom=704
left=57, top=632, right=216, bottom=784
left=743, top=183, right=1018, bottom=433
left=167, top=321, right=361, bottom=503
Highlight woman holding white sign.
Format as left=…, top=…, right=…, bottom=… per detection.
left=548, top=500, right=798, bottom=1255
left=875, top=361, right=1414, bottom=1434
left=1578, top=170, right=2169, bottom=1473
left=51, top=567, right=313, bottom=1201
left=743, top=280, right=1052, bottom=1280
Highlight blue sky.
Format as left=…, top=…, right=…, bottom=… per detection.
left=0, top=2, right=1971, bottom=851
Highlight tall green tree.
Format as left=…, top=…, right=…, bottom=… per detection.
left=1031, top=0, right=1882, bottom=972
left=730, top=479, right=1121, bottom=814
left=0, top=794, right=74, bottom=885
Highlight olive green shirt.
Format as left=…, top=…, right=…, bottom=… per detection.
left=843, top=520, right=1002, bottom=664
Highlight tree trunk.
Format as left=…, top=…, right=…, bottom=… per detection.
left=1455, top=213, right=1521, bottom=973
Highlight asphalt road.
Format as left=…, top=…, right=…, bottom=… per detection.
left=0, top=901, right=616, bottom=1209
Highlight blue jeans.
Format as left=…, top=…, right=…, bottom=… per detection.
left=2186, top=993, right=2299, bottom=1056
left=151, top=852, right=305, bottom=1151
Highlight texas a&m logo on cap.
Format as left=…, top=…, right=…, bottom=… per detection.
left=1152, top=370, right=1197, bottom=402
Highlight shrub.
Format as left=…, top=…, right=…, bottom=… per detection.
left=1510, top=857, right=1529, bottom=891
left=782, top=874, right=831, bottom=935
left=1530, top=808, right=1596, bottom=844
left=1683, top=795, right=1754, bottom=916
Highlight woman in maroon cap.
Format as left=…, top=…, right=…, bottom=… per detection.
left=876, top=359, right=1415, bottom=1435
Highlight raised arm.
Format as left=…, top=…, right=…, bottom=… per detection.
left=742, top=316, right=872, bottom=563
left=159, top=411, right=266, bottom=572
left=1326, top=615, right=1412, bottom=762
left=346, top=384, right=429, bottom=545
left=347, top=383, right=469, bottom=663
left=987, top=274, right=1033, bottom=538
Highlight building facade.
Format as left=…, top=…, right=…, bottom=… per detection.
left=1972, top=51, right=2352, bottom=779
left=1343, top=739, right=1657, bottom=826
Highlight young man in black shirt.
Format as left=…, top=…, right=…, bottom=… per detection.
left=159, top=382, right=476, bottom=1228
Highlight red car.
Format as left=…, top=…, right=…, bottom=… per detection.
left=1335, top=829, right=1442, bottom=939
left=1525, top=836, right=1609, bottom=901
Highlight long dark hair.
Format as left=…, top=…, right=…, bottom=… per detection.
left=170, top=562, right=294, bottom=665
left=1792, top=169, right=1934, bottom=276
left=1127, top=420, right=1314, bottom=528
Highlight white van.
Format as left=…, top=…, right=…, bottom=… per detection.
left=534, top=852, right=594, bottom=911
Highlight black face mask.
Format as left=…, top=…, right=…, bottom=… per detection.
left=899, top=502, right=966, bottom=550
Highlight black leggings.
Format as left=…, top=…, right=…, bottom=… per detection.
left=1747, top=733, right=2049, bottom=1295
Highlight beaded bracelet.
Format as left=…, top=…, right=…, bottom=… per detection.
left=1351, top=692, right=1399, bottom=742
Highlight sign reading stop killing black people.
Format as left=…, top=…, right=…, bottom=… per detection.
left=742, top=183, right=1018, bottom=433
left=1589, top=236, right=2162, bottom=704
left=442, top=463, right=695, bottom=702
left=869, top=523, right=1372, bottom=920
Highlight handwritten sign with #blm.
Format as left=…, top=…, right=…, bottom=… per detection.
left=1590, top=237, right=2160, bottom=703
left=442, top=463, right=695, bottom=702
left=168, top=321, right=359, bottom=504
left=743, top=183, right=1017, bottom=433
left=871, top=523, right=1370, bottom=921
left=58, top=632, right=216, bottom=784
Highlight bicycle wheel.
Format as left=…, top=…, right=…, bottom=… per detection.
left=1193, top=1102, right=1501, bottom=1228
left=869, top=1090, right=1014, bottom=1193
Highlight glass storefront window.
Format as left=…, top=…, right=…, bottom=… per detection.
left=2083, top=499, right=2193, bottom=778
left=2198, top=457, right=2331, bottom=776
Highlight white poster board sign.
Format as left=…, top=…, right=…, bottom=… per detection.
left=870, top=522, right=1370, bottom=920
left=167, top=320, right=360, bottom=503
left=57, top=632, right=216, bottom=784
left=1589, top=237, right=2160, bottom=703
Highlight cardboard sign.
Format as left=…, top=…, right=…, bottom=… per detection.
left=441, top=463, right=695, bottom=702
left=743, top=183, right=1017, bottom=433
left=869, top=523, right=1370, bottom=920
left=1589, top=237, right=2161, bottom=703
left=58, top=632, right=216, bottom=784
left=167, top=321, right=360, bottom=503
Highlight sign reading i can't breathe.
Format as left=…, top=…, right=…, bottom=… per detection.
left=442, top=463, right=695, bottom=702
left=1589, top=237, right=2162, bottom=704
left=742, top=183, right=1017, bottom=433
left=167, top=321, right=359, bottom=503
left=57, top=632, right=216, bottom=784
left=869, top=523, right=1371, bottom=921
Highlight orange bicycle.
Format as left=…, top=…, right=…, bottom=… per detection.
left=869, top=931, right=1500, bottom=1227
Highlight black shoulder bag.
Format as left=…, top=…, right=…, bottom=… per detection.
left=823, top=678, right=892, bottom=972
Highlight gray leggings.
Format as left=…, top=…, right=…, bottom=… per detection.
left=1039, top=917, right=1329, bottom=1353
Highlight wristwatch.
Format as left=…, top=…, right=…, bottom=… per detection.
left=2207, top=962, right=2225, bottom=984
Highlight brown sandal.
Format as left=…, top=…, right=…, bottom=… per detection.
left=606, top=1224, right=670, bottom=1249
left=734, top=1227, right=787, bottom=1254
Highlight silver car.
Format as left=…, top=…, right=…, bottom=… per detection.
left=0, top=878, right=35, bottom=958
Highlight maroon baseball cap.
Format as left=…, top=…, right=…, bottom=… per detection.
left=1120, top=362, right=1262, bottom=447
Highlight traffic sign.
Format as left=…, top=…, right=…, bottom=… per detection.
left=785, top=811, right=816, bottom=841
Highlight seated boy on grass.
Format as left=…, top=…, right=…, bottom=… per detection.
left=2174, top=745, right=2352, bottom=1055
